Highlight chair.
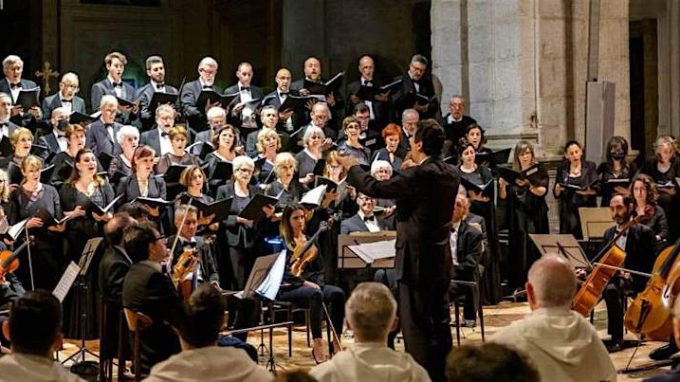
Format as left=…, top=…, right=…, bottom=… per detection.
left=267, top=300, right=311, bottom=356
left=123, top=308, right=153, bottom=382
left=450, top=279, right=485, bottom=346
left=99, top=300, right=113, bottom=382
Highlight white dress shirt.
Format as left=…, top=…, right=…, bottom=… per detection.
left=450, top=220, right=461, bottom=266
left=157, top=127, right=173, bottom=155
left=358, top=210, right=381, bottom=233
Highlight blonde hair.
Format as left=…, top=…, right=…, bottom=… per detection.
left=256, top=129, right=281, bottom=153
left=20, top=155, right=43, bottom=185
left=105, top=51, right=127, bottom=66
left=10, top=127, right=33, bottom=147
left=0, top=169, right=10, bottom=202
left=274, top=152, right=297, bottom=178
left=168, top=125, right=188, bottom=141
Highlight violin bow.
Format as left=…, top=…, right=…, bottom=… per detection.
left=168, top=197, right=193, bottom=275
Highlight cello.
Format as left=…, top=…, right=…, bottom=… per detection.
left=624, top=236, right=680, bottom=341
left=572, top=215, right=643, bottom=317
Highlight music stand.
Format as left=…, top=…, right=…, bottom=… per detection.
left=578, top=207, right=615, bottom=240
left=61, top=237, right=104, bottom=366
left=529, top=234, right=591, bottom=269
left=337, top=231, right=396, bottom=269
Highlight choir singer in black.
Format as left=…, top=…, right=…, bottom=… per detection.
left=338, top=119, right=459, bottom=382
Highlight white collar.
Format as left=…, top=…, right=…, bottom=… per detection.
left=417, top=156, right=430, bottom=165
left=357, top=210, right=375, bottom=221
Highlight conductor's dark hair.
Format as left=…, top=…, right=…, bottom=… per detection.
left=413, top=119, right=445, bottom=157
left=123, top=222, right=157, bottom=263
left=177, top=284, right=225, bottom=348
left=446, top=343, right=540, bottom=382
left=9, top=290, right=62, bottom=356
left=118, top=201, right=150, bottom=221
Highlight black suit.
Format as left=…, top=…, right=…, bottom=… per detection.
left=86, top=119, right=123, bottom=157
left=140, top=127, right=185, bottom=157
left=41, top=93, right=87, bottom=131
left=392, top=74, right=439, bottom=121
left=180, top=79, right=223, bottom=132
left=441, top=114, right=476, bottom=158
left=122, top=261, right=185, bottom=373
left=450, top=220, right=484, bottom=320
left=261, top=89, right=309, bottom=131
left=90, top=78, right=137, bottom=125
left=340, top=213, right=387, bottom=234
left=347, top=157, right=459, bottom=382
left=603, top=223, right=657, bottom=342
left=99, top=245, right=133, bottom=360
left=37, top=131, right=64, bottom=157
left=167, top=235, right=219, bottom=285
left=135, top=82, right=178, bottom=131
left=345, top=78, right=390, bottom=129
left=0, top=78, right=40, bottom=129
left=291, top=78, right=344, bottom=130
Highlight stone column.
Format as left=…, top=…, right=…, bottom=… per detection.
left=431, top=0, right=465, bottom=110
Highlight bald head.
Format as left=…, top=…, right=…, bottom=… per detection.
left=527, top=255, right=576, bottom=308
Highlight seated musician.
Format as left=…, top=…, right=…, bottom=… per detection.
left=122, top=222, right=186, bottom=374
left=277, top=204, right=346, bottom=363
left=167, top=204, right=219, bottom=288
left=450, top=192, right=484, bottom=328
left=602, top=194, right=657, bottom=352
left=0, top=204, right=25, bottom=313
left=168, top=204, right=258, bottom=342
left=144, top=284, right=272, bottom=382
left=643, top=295, right=680, bottom=382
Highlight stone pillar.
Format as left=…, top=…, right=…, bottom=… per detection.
left=431, top=0, right=465, bottom=109
left=281, top=0, right=326, bottom=79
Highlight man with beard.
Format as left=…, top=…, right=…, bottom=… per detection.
left=137, top=55, right=179, bottom=131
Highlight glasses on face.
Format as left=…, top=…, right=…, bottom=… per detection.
left=237, top=168, right=253, bottom=173
left=152, top=235, right=167, bottom=242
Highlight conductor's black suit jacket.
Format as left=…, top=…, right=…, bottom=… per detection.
left=348, top=157, right=460, bottom=287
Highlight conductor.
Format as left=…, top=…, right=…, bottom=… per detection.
left=338, top=119, right=459, bottom=381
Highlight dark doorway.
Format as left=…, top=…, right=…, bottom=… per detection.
left=629, top=20, right=658, bottom=163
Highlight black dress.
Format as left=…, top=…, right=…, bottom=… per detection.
left=7, top=184, right=64, bottom=291
left=460, top=165, right=502, bottom=304
left=640, top=157, right=680, bottom=241
left=553, top=160, right=599, bottom=239
left=597, top=161, right=637, bottom=207
left=295, top=150, right=321, bottom=178
left=503, top=163, right=550, bottom=290
left=60, top=181, right=115, bottom=339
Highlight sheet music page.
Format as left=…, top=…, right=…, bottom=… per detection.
left=53, top=261, right=81, bottom=302
left=256, top=250, right=287, bottom=300
left=348, top=239, right=396, bottom=264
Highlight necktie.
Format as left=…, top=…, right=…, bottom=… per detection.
left=161, top=131, right=169, bottom=137
left=156, top=82, right=165, bottom=87
left=203, top=85, right=213, bottom=90
left=364, top=81, right=373, bottom=87
left=0, top=123, right=6, bottom=128
left=112, top=82, right=122, bottom=88
left=61, top=99, right=71, bottom=104
left=363, top=215, right=375, bottom=222
left=280, top=92, right=289, bottom=96
left=241, top=87, right=250, bottom=92
left=9, top=83, right=20, bottom=89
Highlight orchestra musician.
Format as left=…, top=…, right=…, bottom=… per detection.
left=630, top=174, right=669, bottom=245
left=277, top=203, right=346, bottom=363
left=601, top=194, right=656, bottom=352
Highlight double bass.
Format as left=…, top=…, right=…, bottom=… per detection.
left=624, top=236, right=680, bottom=341
left=572, top=215, right=643, bottom=317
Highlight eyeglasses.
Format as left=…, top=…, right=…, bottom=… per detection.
left=237, top=168, right=253, bottom=173
left=152, top=235, right=167, bottom=242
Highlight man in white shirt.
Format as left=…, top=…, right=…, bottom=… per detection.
left=0, top=290, right=85, bottom=382
left=310, top=282, right=430, bottom=382
left=341, top=192, right=387, bottom=234
left=144, top=284, right=272, bottom=382
left=38, top=106, right=69, bottom=157
left=492, top=254, right=617, bottom=382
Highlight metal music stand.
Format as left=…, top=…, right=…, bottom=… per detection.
left=529, top=234, right=591, bottom=269
left=61, top=237, right=104, bottom=366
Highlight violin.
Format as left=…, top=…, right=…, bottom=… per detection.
left=0, top=241, right=31, bottom=284
left=624, top=236, right=680, bottom=340
left=572, top=215, right=643, bottom=317
left=289, top=218, right=332, bottom=277
left=172, top=236, right=215, bottom=300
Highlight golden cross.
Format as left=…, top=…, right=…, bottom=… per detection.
left=35, top=61, right=59, bottom=96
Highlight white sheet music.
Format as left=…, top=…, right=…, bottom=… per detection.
left=53, top=261, right=80, bottom=302
left=348, top=239, right=396, bottom=264
left=256, top=250, right=287, bottom=300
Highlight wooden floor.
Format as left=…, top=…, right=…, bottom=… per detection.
left=59, top=300, right=672, bottom=380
